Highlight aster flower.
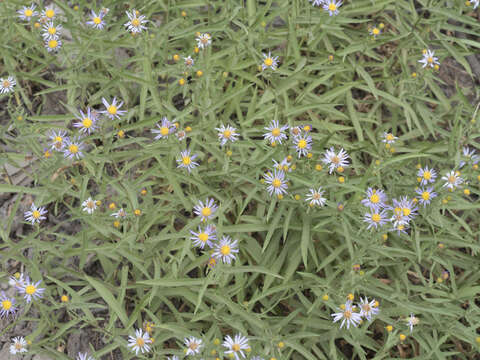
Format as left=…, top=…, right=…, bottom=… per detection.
left=223, top=334, right=249, bottom=360
left=193, top=198, right=218, bottom=222
left=176, top=129, right=187, bottom=141
left=152, top=117, right=176, bottom=139
left=417, top=166, right=437, bottom=186
left=369, top=25, right=381, bottom=38
left=441, top=170, right=463, bottom=190
left=42, top=21, right=62, bottom=41
left=357, top=297, right=379, bottom=322
left=263, top=169, right=288, bottom=196
left=391, top=222, right=409, bottom=235
left=19, top=278, right=45, bottom=303
left=82, top=197, right=97, bottom=214
left=124, top=9, right=148, bottom=34
left=24, top=203, right=47, bottom=225
left=10, top=337, right=27, bottom=355
left=261, top=51, right=279, bottom=71
left=415, top=187, right=437, bottom=207
left=74, top=108, right=98, bottom=134
left=263, top=120, right=288, bottom=145
left=111, top=208, right=127, bottom=219
left=77, top=353, right=95, bottom=360
left=323, top=0, right=342, bottom=16
left=471, top=0, right=479, bottom=9
left=127, top=328, right=152, bottom=355
left=309, top=0, right=325, bottom=6
left=382, top=132, right=397, bottom=144
left=460, top=146, right=479, bottom=168
left=196, top=33, right=211, bottom=49
left=215, top=124, right=239, bottom=146
left=177, top=149, right=199, bottom=172
left=407, top=313, right=419, bottom=333
left=361, top=188, right=387, bottom=211
left=293, top=135, right=312, bottom=158
left=102, top=97, right=126, bottom=120
left=331, top=300, right=362, bottom=329
left=364, top=209, right=389, bottom=230
left=0, top=76, right=16, bottom=94
left=184, top=56, right=194, bottom=67
left=64, top=137, right=85, bottom=160
left=45, top=38, right=62, bottom=52
left=184, top=336, right=203, bottom=356
left=86, top=11, right=106, bottom=29
left=418, top=49, right=440, bottom=68
left=190, top=225, right=216, bottom=249
left=41, top=5, right=57, bottom=20
left=390, top=197, right=417, bottom=226
left=9, top=273, right=25, bottom=289
left=0, top=292, right=17, bottom=318
left=18, top=4, right=38, bottom=21
left=305, top=187, right=326, bottom=207
left=213, top=235, right=239, bottom=264
left=322, top=147, right=349, bottom=173
left=272, top=157, right=292, bottom=172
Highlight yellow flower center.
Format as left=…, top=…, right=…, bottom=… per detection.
left=448, top=175, right=456, bottom=184
left=48, top=27, right=56, bottom=35
left=82, top=118, right=92, bottom=128
left=232, top=344, right=241, bottom=352
left=427, top=57, right=433, bottom=63
left=25, top=9, right=33, bottom=17
left=69, top=144, right=78, bottom=154
left=332, top=155, right=340, bottom=164
left=55, top=136, right=62, bottom=143
left=136, top=337, right=145, bottom=346
left=132, top=18, right=140, bottom=27
left=423, top=171, right=431, bottom=180
left=329, top=3, right=337, bottom=11
left=198, top=233, right=209, bottom=242
left=46, top=9, right=55, bottom=18
left=48, top=39, right=58, bottom=48
left=421, top=192, right=430, bottom=200
left=313, top=193, right=321, bottom=200
left=15, top=343, right=22, bottom=350
left=201, top=207, right=212, bottom=217
left=220, top=245, right=231, bottom=255
left=108, top=105, right=117, bottom=114
left=402, top=208, right=411, bottom=216
left=223, top=130, right=232, bottom=138
left=344, top=310, right=352, bottom=319
left=182, top=156, right=191, bottom=165
left=297, top=139, right=307, bottom=149
left=394, top=207, right=402, bottom=215
left=201, top=37, right=208, bottom=44
left=271, top=128, right=281, bottom=137
left=386, top=133, right=394, bottom=141
left=2, top=300, right=12, bottom=310
left=86, top=200, right=95, bottom=209
left=160, top=127, right=169, bottom=136
left=93, top=17, right=101, bottom=25
left=371, top=213, right=381, bottom=223
left=370, top=194, right=380, bottom=203
left=372, top=28, right=380, bottom=35
left=2, top=80, right=10, bottom=88
left=32, top=210, right=41, bottom=219
left=25, top=285, right=36, bottom=295
left=272, top=178, right=282, bottom=188
left=264, top=58, right=273, bottom=66
left=362, top=304, right=371, bottom=312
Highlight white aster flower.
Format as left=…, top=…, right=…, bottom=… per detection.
left=322, top=147, right=349, bottom=173
left=272, top=157, right=292, bottom=172
left=177, top=149, right=199, bottom=172
left=309, top=0, right=325, bottom=6
left=41, top=5, right=57, bottom=20
left=42, top=21, right=62, bottom=41
left=48, top=130, right=69, bottom=151
left=24, top=203, right=48, bottom=225
left=77, top=352, right=95, bottom=360
left=382, top=132, right=397, bottom=144
left=193, top=198, right=218, bottom=222
left=417, top=166, right=437, bottom=186
left=0, top=292, right=17, bottom=318
left=9, top=273, right=25, bottom=289
left=223, top=333, right=249, bottom=360
left=124, top=9, right=148, bottom=34
left=152, top=117, right=176, bottom=139
left=471, top=0, right=479, bottom=9
left=45, top=38, right=62, bottom=52
left=441, top=170, right=463, bottom=190
left=184, top=336, right=203, bottom=356
left=418, top=49, right=440, bottom=68
left=196, top=33, right=211, bottom=49
left=0, top=76, right=16, bottom=94
left=261, top=51, right=279, bottom=71
left=213, top=235, right=239, bottom=264
left=263, top=120, right=288, bottom=145
left=364, top=209, right=389, bottom=230
left=73, top=107, right=98, bottom=134
left=216, top=124, right=239, bottom=146
left=127, top=328, right=152, bottom=355
left=19, top=278, right=45, bottom=303
left=323, top=0, right=342, bottom=16
left=460, top=146, right=479, bottom=167
left=415, top=187, right=437, bottom=207
left=263, top=169, right=288, bottom=197
left=361, top=188, right=387, bottom=211
left=190, top=225, right=216, bottom=249
left=184, top=56, right=194, bottom=67
left=102, top=97, right=126, bottom=120
left=331, top=300, right=363, bottom=329
left=293, top=135, right=312, bottom=158
left=407, top=313, right=419, bottom=333
left=18, top=4, right=38, bottom=21
left=86, top=11, right=106, bottom=29
left=357, top=297, right=379, bottom=322
left=111, top=208, right=127, bottom=219
left=305, top=187, right=326, bottom=207
left=10, top=337, right=28, bottom=355
left=369, top=25, right=382, bottom=38
left=82, top=197, right=97, bottom=214
left=63, top=137, right=85, bottom=160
